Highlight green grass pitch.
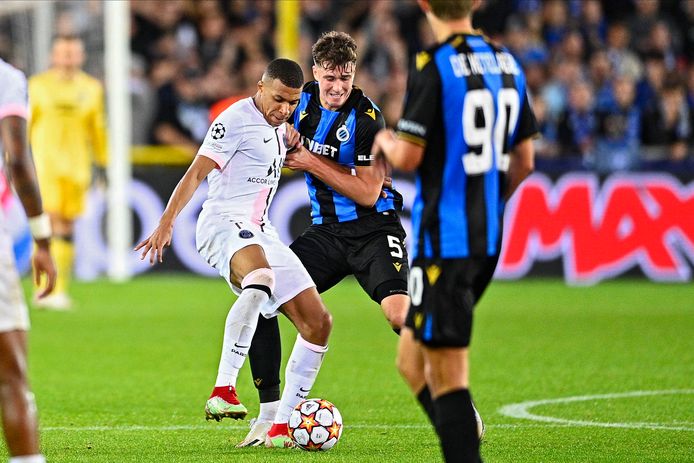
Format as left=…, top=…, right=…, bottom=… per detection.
left=10, top=276, right=694, bottom=462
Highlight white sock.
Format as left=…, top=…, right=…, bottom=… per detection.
left=9, top=455, right=46, bottom=463
left=258, top=400, right=280, bottom=422
left=214, top=287, right=268, bottom=387
left=274, top=335, right=328, bottom=424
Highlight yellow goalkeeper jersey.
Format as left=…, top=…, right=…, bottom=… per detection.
left=28, top=70, right=107, bottom=186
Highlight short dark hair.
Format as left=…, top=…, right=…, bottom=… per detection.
left=429, top=0, right=474, bottom=19
left=312, top=31, right=357, bottom=70
left=264, top=58, right=304, bottom=89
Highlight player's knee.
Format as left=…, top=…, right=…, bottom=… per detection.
left=303, top=308, right=332, bottom=345
left=396, top=351, right=419, bottom=386
left=380, top=294, right=408, bottom=330
left=241, top=268, right=275, bottom=298
left=0, top=360, right=28, bottom=397
left=314, top=309, right=332, bottom=340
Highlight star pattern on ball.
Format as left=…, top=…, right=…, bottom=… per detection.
left=328, top=421, right=341, bottom=439
left=299, top=413, right=318, bottom=433
left=318, top=399, right=334, bottom=411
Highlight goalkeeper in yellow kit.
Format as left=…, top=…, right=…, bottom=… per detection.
left=29, top=35, right=107, bottom=309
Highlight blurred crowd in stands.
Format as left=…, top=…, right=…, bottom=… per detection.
left=2, top=0, right=694, bottom=171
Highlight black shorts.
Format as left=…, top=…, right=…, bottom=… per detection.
left=405, top=256, right=499, bottom=348
left=290, top=212, right=409, bottom=303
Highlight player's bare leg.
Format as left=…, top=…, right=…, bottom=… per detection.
left=398, top=330, right=484, bottom=440
left=264, top=288, right=332, bottom=448
left=380, top=294, right=408, bottom=330
left=206, top=245, right=273, bottom=421
left=0, top=330, right=41, bottom=459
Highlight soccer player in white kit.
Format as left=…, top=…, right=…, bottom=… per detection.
left=136, top=58, right=332, bottom=448
left=0, top=58, right=57, bottom=462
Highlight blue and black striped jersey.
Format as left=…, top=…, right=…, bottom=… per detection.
left=396, top=33, right=538, bottom=260
left=293, top=81, right=403, bottom=224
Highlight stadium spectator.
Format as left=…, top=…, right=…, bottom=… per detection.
left=579, top=0, right=607, bottom=57
left=592, top=76, right=641, bottom=173
left=28, top=35, right=107, bottom=310
left=541, top=0, right=569, bottom=50
left=635, top=51, right=667, bottom=111
left=373, top=1, right=537, bottom=461
left=541, top=56, right=581, bottom=121
left=557, top=80, right=596, bottom=159
left=136, top=58, right=332, bottom=449
left=530, top=95, right=559, bottom=159
left=0, top=56, right=56, bottom=463
left=646, top=20, right=678, bottom=72
left=149, top=67, right=209, bottom=154
left=505, top=15, right=549, bottom=68
left=606, top=22, right=642, bottom=82
left=588, top=49, right=616, bottom=110
left=641, top=75, right=691, bottom=162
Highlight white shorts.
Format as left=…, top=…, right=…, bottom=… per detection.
left=196, top=215, right=315, bottom=318
left=0, top=224, right=30, bottom=332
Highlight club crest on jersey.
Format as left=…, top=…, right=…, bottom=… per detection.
left=239, top=230, right=254, bottom=239
left=211, top=123, right=226, bottom=140
left=336, top=124, right=350, bottom=142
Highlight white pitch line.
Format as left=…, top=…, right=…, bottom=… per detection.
left=498, top=389, right=694, bottom=432
left=40, top=423, right=575, bottom=433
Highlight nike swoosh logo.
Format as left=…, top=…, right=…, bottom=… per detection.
left=263, top=137, right=272, bottom=143
left=299, top=387, right=310, bottom=392
left=234, top=343, right=250, bottom=349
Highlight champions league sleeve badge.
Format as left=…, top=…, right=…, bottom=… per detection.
left=211, top=123, right=226, bottom=140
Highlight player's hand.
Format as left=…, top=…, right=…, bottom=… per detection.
left=284, top=145, right=314, bottom=171
left=381, top=176, right=393, bottom=198
left=134, top=222, right=174, bottom=265
left=284, top=125, right=301, bottom=153
left=32, top=242, right=57, bottom=298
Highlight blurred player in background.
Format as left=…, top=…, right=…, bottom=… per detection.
left=135, top=58, right=332, bottom=448
left=373, top=1, right=537, bottom=461
left=28, top=35, right=107, bottom=310
left=0, top=57, right=57, bottom=463
left=237, top=31, right=410, bottom=447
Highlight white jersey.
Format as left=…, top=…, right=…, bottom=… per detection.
left=194, top=97, right=315, bottom=317
left=0, top=58, right=28, bottom=170
left=197, top=97, right=287, bottom=227
left=0, top=58, right=30, bottom=332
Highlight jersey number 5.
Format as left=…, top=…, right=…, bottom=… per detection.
left=462, top=87, right=519, bottom=175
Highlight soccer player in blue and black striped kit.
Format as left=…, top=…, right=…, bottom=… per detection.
left=374, top=1, right=538, bottom=461
left=236, top=31, right=411, bottom=447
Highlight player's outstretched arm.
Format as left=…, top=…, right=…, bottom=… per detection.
left=373, top=129, right=424, bottom=172
left=135, top=155, right=216, bottom=265
left=506, top=137, right=535, bottom=200
left=0, top=115, right=57, bottom=297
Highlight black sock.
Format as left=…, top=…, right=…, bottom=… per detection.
left=416, top=385, right=436, bottom=425
left=434, top=389, right=481, bottom=463
left=248, top=314, right=281, bottom=403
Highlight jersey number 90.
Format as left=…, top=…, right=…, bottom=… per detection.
left=462, top=88, right=519, bottom=175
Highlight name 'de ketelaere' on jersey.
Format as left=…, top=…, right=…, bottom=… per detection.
left=397, top=33, right=538, bottom=260
left=293, top=81, right=403, bottom=225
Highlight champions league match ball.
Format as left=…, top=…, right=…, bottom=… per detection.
left=288, top=399, right=343, bottom=451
